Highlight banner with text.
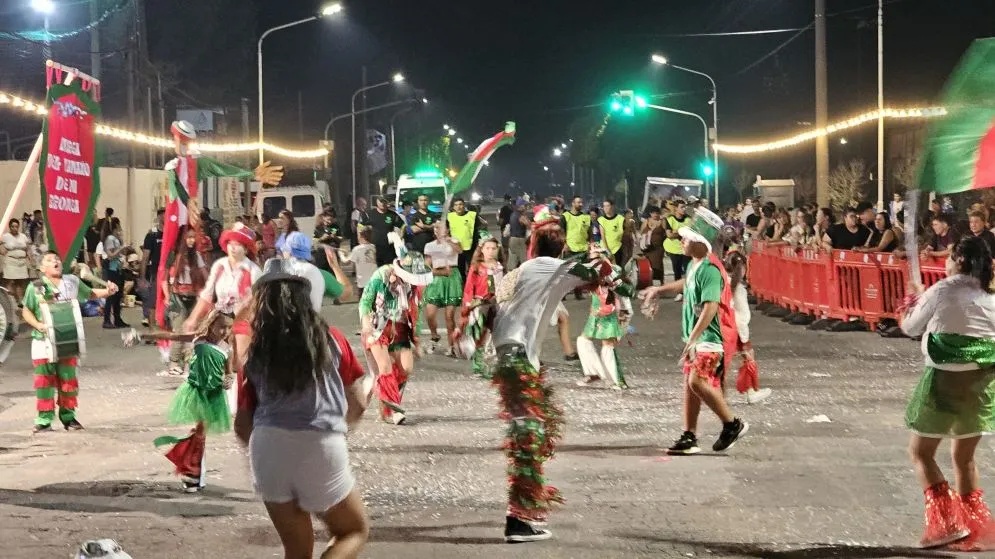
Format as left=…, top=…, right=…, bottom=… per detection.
left=38, top=81, right=101, bottom=264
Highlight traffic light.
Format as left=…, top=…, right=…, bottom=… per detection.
left=700, top=162, right=714, bottom=178
left=608, top=90, right=647, bottom=116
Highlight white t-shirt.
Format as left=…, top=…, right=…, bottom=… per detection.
left=423, top=239, right=459, bottom=268
left=284, top=257, right=326, bottom=312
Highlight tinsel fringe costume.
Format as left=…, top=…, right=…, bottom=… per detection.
left=475, top=255, right=615, bottom=522
left=153, top=342, right=231, bottom=486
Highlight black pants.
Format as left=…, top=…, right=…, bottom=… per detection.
left=103, top=267, right=124, bottom=325
left=669, top=252, right=689, bottom=281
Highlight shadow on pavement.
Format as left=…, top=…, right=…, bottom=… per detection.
left=620, top=533, right=955, bottom=558
left=0, top=480, right=252, bottom=517
left=370, top=521, right=504, bottom=545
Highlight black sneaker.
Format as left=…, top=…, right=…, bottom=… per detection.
left=504, top=515, right=552, bottom=543
left=667, top=431, right=700, bottom=455
left=62, top=418, right=85, bottom=431
left=712, top=418, right=749, bottom=452
left=563, top=353, right=579, bottom=362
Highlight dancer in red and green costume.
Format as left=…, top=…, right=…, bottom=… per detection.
left=156, top=120, right=283, bottom=327
left=639, top=207, right=749, bottom=456
left=359, top=245, right=433, bottom=425
left=22, top=251, right=117, bottom=433
left=452, top=205, right=622, bottom=543
left=576, top=245, right=635, bottom=390
left=459, top=234, right=503, bottom=378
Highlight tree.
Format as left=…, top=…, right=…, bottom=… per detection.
left=732, top=169, right=754, bottom=202
left=892, top=152, right=921, bottom=191
left=828, top=159, right=868, bottom=211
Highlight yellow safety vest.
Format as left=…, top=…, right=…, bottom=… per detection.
left=598, top=214, right=624, bottom=254
left=664, top=214, right=689, bottom=254
left=562, top=212, right=591, bottom=253
left=448, top=210, right=477, bottom=250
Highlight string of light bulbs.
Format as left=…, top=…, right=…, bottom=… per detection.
left=0, top=89, right=329, bottom=159
left=714, top=107, right=947, bottom=154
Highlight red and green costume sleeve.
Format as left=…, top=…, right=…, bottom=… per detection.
left=156, top=155, right=255, bottom=328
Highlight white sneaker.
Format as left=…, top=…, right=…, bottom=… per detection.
left=575, top=376, right=601, bottom=387
left=745, top=387, right=772, bottom=404
left=674, top=294, right=684, bottom=302
left=424, top=340, right=437, bottom=355
left=391, top=413, right=406, bottom=425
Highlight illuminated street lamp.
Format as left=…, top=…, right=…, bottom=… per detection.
left=552, top=148, right=562, bottom=157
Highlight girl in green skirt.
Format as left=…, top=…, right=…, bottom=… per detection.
left=576, top=247, right=635, bottom=389
left=423, top=223, right=464, bottom=355
left=901, top=236, right=995, bottom=550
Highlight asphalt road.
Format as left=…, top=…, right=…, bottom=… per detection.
left=1, top=297, right=993, bottom=558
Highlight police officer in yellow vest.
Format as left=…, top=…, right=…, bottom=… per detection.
left=664, top=199, right=691, bottom=299
left=448, top=197, right=484, bottom=277
left=598, top=199, right=626, bottom=265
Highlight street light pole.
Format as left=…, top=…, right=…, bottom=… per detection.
left=257, top=4, right=343, bottom=166
left=350, top=73, right=403, bottom=204
left=651, top=54, right=720, bottom=205
left=648, top=104, right=709, bottom=195
left=876, top=0, right=885, bottom=210
left=389, top=107, right=413, bottom=185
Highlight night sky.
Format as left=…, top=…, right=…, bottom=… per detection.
left=1, top=0, right=993, bottom=200
left=257, top=0, right=994, bottom=194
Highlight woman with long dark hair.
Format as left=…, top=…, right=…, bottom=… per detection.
left=901, top=236, right=995, bottom=550
left=858, top=212, right=899, bottom=253
left=234, top=272, right=369, bottom=558
left=275, top=209, right=299, bottom=255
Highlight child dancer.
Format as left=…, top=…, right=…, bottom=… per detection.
left=423, top=222, right=464, bottom=355
left=723, top=249, right=771, bottom=404
left=459, top=236, right=503, bottom=378
left=901, top=236, right=995, bottom=550
left=576, top=246, right=635, bottom=389
left=150, top=311, right=233, bottom=492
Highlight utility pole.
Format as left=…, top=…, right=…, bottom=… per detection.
left=815, top=0, right=829, bottom=207
left=876, top=0, right=885, bottom=210
left=360, top=66, right=368, bottom=200
left=146, top=86, right=154, bottom=167
left=241, top=97, right=252, bottom=215
left=90, top=0, right=100, bottom=79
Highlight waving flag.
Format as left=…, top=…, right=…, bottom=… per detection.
left=918, top=38, right=995, bottom=193
left=449, top=122, right=516, bottom=197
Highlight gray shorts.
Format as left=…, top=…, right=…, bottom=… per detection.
left=249, top=426, right=354, bottom=513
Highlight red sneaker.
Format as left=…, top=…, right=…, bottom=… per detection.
left=948, top=489, right=995, bottom=551
left=921, top=481, right=970, bottom=548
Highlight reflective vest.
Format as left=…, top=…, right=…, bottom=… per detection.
left=598, top=214, right=625, bottom=254
left=562, top=212, right=591, bottom=253
left=448, top=210, right=477, bottom=250
left=664, top=214, right=690, bottom=254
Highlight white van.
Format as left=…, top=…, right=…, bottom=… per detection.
left=396, top=172, right=448, bottom=215
left=254, top=186, right=324, bottom=236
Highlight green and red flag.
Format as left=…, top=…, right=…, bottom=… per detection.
left=918, top=38, right=995, bottom=193
left=449, top=121, right=516, bottom=197
left=37, top=80, right=101, bottom=264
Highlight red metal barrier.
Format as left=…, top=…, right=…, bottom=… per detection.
left=747, top=241, right=948, bottom=331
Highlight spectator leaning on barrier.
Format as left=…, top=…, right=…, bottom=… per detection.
left=857, top=212, right=899, bottom=253
left=810, top=208, right=835, bottom=248
left=823, top=207, right=870, bottom=250
left=744, top=199, right=762, bottom=235
left=968, top=210, right=995, bottom=258
left=923, top=214, right=960, bottom=261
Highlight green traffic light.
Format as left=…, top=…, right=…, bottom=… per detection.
left=622, top=106, right=634, bottom=116
left=701, top=164, right=714, bottom=177
left=610, top=99, right=623, bottom=112
left=634, top=96, right=647, bottom=108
